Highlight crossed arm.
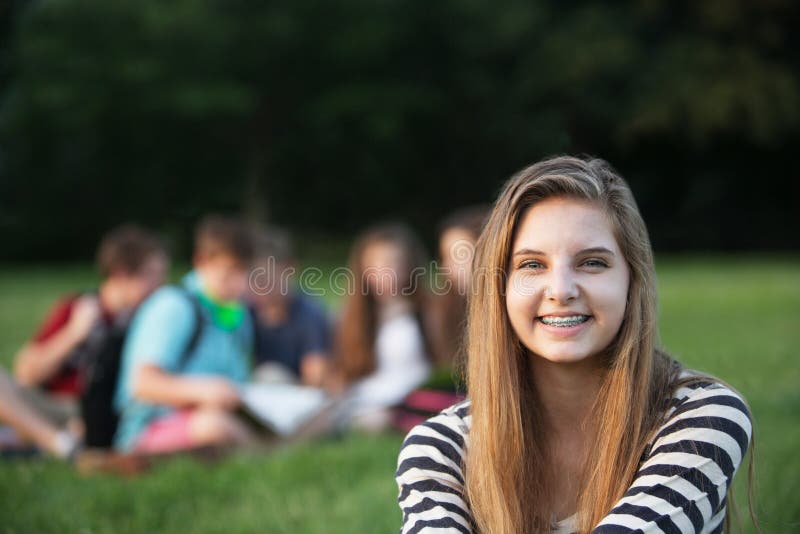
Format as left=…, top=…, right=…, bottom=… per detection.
left=396, top=384, right=752, bottom=533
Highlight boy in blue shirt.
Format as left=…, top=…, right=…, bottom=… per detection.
left=250, top=228, right=331, bottom=387
left=114, top=215, right=256, bottom=453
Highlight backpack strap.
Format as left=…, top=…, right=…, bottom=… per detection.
left=176, top=288, right=205, bottom=371
left=247, top=303, right=260, bottom=355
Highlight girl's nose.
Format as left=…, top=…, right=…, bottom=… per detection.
left=543, top=267, right=579, bottom=303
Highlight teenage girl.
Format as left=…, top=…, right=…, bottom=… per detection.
left=396, top=156, right=753, bottom=533
left=333, top=223, right=432, bottom=430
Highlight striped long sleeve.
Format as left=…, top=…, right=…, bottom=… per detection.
left=593, top=382, right=752, bottom=533
left=396, top=401, right=473, bottom=533
left=395, top=380, right=752, bottom=533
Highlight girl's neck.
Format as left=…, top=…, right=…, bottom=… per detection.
left=376, top=296, right=413, bottom=324
left=530, top=355, right=604, bottom=436
left=530, top=355, right=605, bottom=522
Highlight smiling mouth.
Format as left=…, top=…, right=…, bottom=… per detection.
left=537, top=315, right=591, bottom=327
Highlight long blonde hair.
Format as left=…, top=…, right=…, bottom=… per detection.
left=464, top=155, right=680, bottom=533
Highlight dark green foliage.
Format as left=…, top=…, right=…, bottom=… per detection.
left=1, top=0, right=798, bottom=260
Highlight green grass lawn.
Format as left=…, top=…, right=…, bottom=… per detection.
left=0, top=256, right=798, bottom=533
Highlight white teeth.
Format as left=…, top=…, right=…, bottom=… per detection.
left=539, top=315, right=589, bottom=327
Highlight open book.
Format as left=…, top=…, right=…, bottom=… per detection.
left=238, top=383, right=333, bottom=437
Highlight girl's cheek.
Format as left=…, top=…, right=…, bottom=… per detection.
left=508, top=271, right=535, bottom=300
left=506, top=279, right=540, bottom=316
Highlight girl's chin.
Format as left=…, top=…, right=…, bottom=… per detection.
left=527, top=348, right=598, bottom=365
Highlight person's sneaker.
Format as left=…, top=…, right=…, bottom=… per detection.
left=52, top=430, right=80, bottom=460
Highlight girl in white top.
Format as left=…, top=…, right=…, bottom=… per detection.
left=333, top=223, right=432, bottom=430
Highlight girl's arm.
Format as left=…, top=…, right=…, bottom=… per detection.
left=395, top=382, right=752, bottom=534
left=592, top=381, right=752, bottom=533
left=395, top=402, right=474, bottom=534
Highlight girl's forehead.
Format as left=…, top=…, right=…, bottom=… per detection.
left=512, top=198, right=619, bottom=253
left=362, top=239, right=406, bottom=265
left=441, top=227, right=474, bottom=246
left=364, top=239, right=402, bottom=255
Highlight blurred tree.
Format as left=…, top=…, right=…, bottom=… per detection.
left=0, top=0, right=797, bottom=260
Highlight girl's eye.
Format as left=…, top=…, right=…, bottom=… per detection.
left=519, top=260, right=544, bottom=270
left=582, top=259, right=609, bottom=269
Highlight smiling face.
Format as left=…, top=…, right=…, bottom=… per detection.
left=505, top=197, right=630, bottom=364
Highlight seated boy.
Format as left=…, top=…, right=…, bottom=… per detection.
left=4, top=225, right=167, bottom=456
left=249, top=228, right=331, bottom=387
left=113, top=215, right=257, bottom=453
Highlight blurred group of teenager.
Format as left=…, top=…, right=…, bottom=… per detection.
left=0, top=208, right=486, bottom=464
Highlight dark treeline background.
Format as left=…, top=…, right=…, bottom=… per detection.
left=1, top=0, right=798, bottom=261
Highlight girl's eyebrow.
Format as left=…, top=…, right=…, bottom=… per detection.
left=512, top=246, right=616, bottom=257
left=512, top=248, right=545, bottom=257
left=578, top=247, right=616, bottom=256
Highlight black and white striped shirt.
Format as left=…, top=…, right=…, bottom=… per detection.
left=396, top=377, right=752, bottom=533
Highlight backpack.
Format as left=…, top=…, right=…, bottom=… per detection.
left=79, top=288, right=205, bottom=448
